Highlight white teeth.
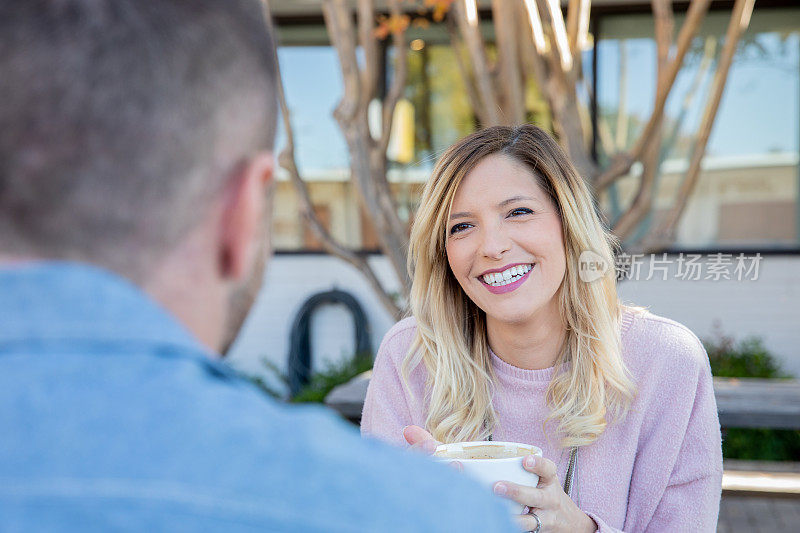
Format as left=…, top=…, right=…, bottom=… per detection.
left=482, top=264, right=534, bottom=286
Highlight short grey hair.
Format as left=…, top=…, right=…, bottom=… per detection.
left=0, top=0, right=277, bottom=280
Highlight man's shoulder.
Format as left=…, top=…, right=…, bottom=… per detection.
left=130, top=371, right=515, bottom=532
left=0, top=349, right=513, bottom=532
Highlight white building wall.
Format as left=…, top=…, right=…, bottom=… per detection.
left=227, top=253, right=800, bottom=389
left=226, top=254, right=400, bottom=394
left=617, top=254, right=800, bottom=377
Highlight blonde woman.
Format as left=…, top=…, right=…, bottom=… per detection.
left=361, top=125, right=722, bottom=532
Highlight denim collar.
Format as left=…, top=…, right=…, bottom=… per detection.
left=0, top=260, right=210, bottom=358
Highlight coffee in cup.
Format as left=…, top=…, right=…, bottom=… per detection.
left=433, top=441, right=542, bottom=513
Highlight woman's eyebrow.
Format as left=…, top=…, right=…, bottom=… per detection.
left=498, top=195, right=535, bottom=207
left=450, top=211, right=472, bottom=220
left=450, top=196, right=539, bottom=220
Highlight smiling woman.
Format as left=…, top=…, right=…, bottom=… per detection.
left=361, top=125, right=724, bottom=532
left=403, top=127, right=632, bottom=450
left=445, top=154, right=567, bottom=330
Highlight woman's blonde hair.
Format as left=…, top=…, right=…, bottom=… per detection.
left=403, top=125, right=636, bottom=448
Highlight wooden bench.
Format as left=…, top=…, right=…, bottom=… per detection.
left=327, top=374, right=800, bottom=430
left=714, top=377, right=800, bottom=430
left=722, top=460, right=800, bottom=497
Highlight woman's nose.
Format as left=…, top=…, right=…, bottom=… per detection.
left=480, top=227, right=512, bottom=259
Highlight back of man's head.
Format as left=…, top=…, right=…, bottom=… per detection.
left=0, top=0, right=277, bottom=281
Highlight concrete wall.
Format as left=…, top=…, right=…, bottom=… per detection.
left=227, top=253, right=800, bottom=391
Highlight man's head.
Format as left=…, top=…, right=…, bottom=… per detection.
left=0, top=0, right=278, bottom=352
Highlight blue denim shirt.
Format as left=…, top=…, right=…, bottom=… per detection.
left=0, top=262, right=514, bottom=532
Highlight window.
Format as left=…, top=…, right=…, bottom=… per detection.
left=596, top=8, right=800, bottom=249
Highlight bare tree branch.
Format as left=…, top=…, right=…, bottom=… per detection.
left=447, top=18, right=489, bottom=124
left=542, top=0, right=574, bottom=73
left=362, top=6, right=409, bottom=295
left=652, top=0, right=675, bottom=97
left=522, top=0, right=549, bottom=56
left=567, top=0, right=581, bottom=52
left=576, top=85, right=594, bottom=152
left=453, top=0, right=502, bottom=125
left=594, top=0, right=712, bottom=191
left=323, top=0, right=411, bottom=299
left=531, top=0, right=566, bottom=82
left=493, top=0, right=526, bottom=124
left=597, top=113, right=616, bottom=158
left=323, top=0, right=362, bottom=125
left=643, top=0, right=755, bottom=249
left=610, top=0, right=672, bottom=240
left=529, top=0, right=597, bottom=179
left=567, top=0, right=591, bottom=72
left=379, top=0, right=409, bottom=154
left=612, top=118, right=662, bottom=240
left=518, top=0, right=551, bottom=102
left=662, top=36, right=717, bottom=151
left=263, top=0, right=402, bottom=319
left=623, top=37, right=716, bottom=248
left=358, top=0, right=380, bottom=122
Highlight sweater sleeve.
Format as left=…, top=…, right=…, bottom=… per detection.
left=639, top=359, right=722, bottom=533
left=584, top=329, right=722, bottom=533
left=616, top=326, right=723, bottom=532
left=360, top=322, right=419, bottom=447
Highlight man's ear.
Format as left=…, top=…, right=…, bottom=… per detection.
left=218, top=151, right=274, bottom=281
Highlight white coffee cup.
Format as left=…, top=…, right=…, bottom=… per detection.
left=433, top=441, right=543, bottom=513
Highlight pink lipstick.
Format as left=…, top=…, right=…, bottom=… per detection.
left=479, top=264, right=534, bottom=294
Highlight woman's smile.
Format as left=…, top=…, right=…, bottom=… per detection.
left=478, top=262, right=535, bottom=294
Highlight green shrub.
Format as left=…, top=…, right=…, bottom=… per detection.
left=702, top=325, right=800, bottom=461
left=250, top=353, right=373, bottom=405
left=290, top=354, right=373, bottom=404
left=705, top=332, right=789, bottom=379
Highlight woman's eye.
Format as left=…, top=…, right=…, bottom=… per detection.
left=449, top=223, right=471, bottom=235
left=509, top=207, right=534, bottom=217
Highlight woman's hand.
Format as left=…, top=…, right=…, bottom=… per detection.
left=494, top=455, right=597, bottom=533
left=402, top=425, right=441, bottom=455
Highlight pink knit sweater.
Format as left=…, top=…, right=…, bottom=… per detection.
left=361, top=309, right=723, bottom=532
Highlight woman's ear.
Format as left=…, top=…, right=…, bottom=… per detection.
left=217, top=152, right=274, bottom=281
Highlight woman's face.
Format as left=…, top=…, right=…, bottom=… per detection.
left=445, top=153, right=567, bottom=325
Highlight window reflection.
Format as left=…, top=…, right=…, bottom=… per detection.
left=596, top=8, right=799, bottom=249
left=276, top=46, right=348, bottom=174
